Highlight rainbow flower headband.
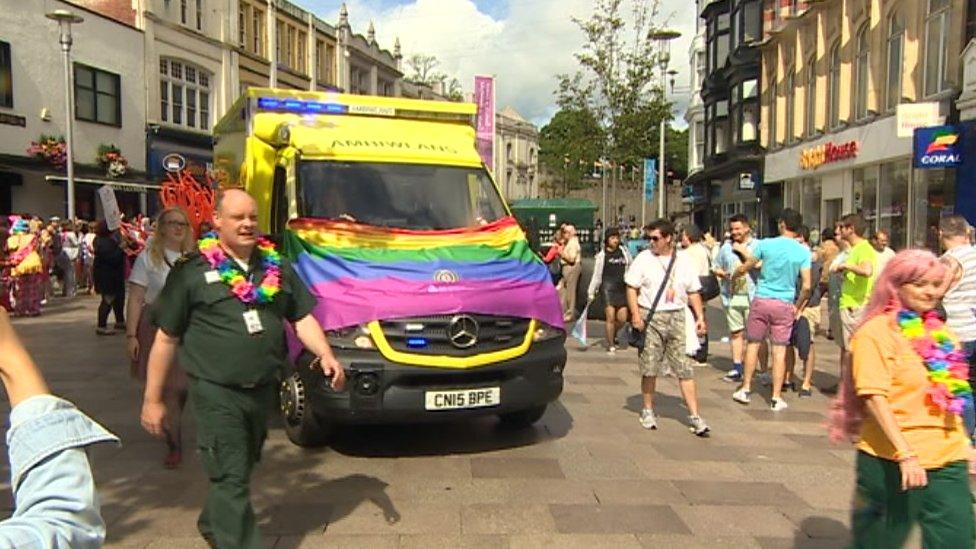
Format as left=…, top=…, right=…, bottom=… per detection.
left=198, top=232, right=281, bottom=305
left=897, top=310, right=973, bottom=416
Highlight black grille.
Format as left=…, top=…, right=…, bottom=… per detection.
left=379, top=314, right=531, bottom=356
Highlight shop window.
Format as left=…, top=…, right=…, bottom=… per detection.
left=160, top=58, right=212, bottom=130
left=827, top=42, right=841, bottom=128
left=854, top=166, right=879, bottom=233
left=854, top=24, right=870, bottom=120
left=74, top=64, right=120, bottom=126
left=879, top=161, right=909, bottom=249
left=804, top=58, right=816, bottom=137
left=0, top=41, right=11, bottom=108
left=801, top=177, right=822, bottom=234
left=925, top=0, right=951, bottom=96
left=913, top=170, right=956, bottom=251
left=886, top=12, right=905, bottom=111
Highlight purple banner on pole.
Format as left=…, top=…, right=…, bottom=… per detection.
left=474, top=75, right=495, bottom=168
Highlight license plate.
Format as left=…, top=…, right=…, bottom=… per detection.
left=424, top=387, right=501, bottom=410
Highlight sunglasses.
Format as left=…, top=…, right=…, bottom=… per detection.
left=648, top=235, right=661, bottom=242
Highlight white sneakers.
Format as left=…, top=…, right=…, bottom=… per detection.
left=732, top=389, right=751, bottom=404
left=769, top=397, right=789, bottom=411
left=639, top=408, right=658, bottom=430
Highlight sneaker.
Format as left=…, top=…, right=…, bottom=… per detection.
left=689, top=415, right=710, bottom=437
left=607, top=346, right=617, bottom=355
left=799, top=388, right=813, bottom=398
left=782, top=381, right=797, bottom=393
left=639, top=408, right=658, bottom=430
left=722, top=370, right=743, bottom=383
left=732, top=389, right=751, bottom=404
left=770, top=397, right=789, bottom=411
left=96, top=327, right=115, bottom=336
left=758, top=372, right=772, bottom=386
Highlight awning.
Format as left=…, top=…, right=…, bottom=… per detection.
left=45, top=175, right=161, bottom=193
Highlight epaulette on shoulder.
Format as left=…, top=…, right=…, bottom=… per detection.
left=174, top=252, right=201, bottom=268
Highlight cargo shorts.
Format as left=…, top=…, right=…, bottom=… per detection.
left=637, top=308, right=694, bottom=380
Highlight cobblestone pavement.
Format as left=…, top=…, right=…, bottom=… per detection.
left=0, top=296, right=867, bottom=548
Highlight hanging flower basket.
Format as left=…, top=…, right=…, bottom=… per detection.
left=26, top=135, right=67, bottom=169
left=96, top=144, right=128, bottom=178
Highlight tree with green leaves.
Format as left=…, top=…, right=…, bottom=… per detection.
left=554, top=0, right=674, bottom=180
left=539, top=109, right=605, bottom=196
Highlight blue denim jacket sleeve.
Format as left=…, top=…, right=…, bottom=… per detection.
left=0, top=395, right=119, bottom=549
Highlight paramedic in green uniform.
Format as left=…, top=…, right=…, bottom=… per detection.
left=140, top=188, right=346, bottom=548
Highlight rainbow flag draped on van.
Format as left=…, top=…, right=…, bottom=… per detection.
left=283, top=216, right=564, bottom=331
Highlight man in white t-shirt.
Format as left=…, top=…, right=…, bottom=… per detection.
left=625, top=219, right=710, bottom=437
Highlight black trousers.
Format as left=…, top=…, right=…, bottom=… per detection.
left=97, top=289, right=125, bottom=328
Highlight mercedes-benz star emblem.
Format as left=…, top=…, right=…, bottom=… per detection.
left=447, top=315, right=479, bottom=349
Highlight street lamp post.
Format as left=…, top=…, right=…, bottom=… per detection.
left=46, top=9, right=84, bottom=220
left=648, top=29, right=680, bottom=223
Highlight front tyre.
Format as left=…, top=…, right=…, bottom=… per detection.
left=280, top=370, right=332, bottom=447
left=497, top=405, right=547, bottom=429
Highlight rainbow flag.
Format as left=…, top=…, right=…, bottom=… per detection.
left=283, top=216, right=565, bottom=331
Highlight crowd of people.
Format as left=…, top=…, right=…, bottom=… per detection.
left=577, top=209, right=976, bottom=543
left=0, top=214, right=152, bottom=323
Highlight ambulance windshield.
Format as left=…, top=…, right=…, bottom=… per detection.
left=298, top=161, right=508, bottom=230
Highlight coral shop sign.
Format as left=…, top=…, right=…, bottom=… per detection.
left=799, top=141, right=859, bottom=170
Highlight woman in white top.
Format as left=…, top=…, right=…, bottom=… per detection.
left=125, top=207, right=195, bottom=469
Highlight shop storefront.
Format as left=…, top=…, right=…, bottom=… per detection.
left=764, top=114, right=954, bottom=251
left=146, top=126, right=214, bottom=215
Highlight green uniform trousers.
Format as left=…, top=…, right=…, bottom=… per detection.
left=852, top=451, right=974, bottom=548
left=190, top=378, right=274, bottom=549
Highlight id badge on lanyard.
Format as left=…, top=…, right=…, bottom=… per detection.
left=241, top=272, right=264, bottom=335
left=243, top=309, right=264, bottom=335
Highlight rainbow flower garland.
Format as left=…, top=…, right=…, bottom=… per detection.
left=897, top=309, right=974, bottom=415
left=198, top=232, right=281, bottom=305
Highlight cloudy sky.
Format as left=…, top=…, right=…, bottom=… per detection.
left=293, top=0, right=699, bottom=128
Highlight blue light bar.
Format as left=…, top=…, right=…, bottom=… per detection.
left=257, top=97, right=349, bottom=115
left=406, top=337, right=428, bottom=349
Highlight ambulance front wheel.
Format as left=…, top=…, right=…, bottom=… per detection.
left=280, top=370, right=333, bottom=447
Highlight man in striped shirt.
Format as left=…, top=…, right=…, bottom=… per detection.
left=939, top=214, right=976, bottom=441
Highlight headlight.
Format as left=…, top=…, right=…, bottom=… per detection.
left=533, top=324, right=566, bottom=342
left=326, top=325, right=375, bottom=350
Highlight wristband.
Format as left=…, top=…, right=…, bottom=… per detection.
left=894, top=449, right=918, bottom=462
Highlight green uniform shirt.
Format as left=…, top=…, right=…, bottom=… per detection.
left=153, top=251, right=317, bottom=387
left=839, top=239, right=878, bottom=309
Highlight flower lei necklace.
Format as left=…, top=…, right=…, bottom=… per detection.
left=198, top=232, right=281, bottom=305
left=896, top=309, right=974, bottom=415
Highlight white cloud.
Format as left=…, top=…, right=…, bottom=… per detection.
left=299, top=0, right=699, bottom=128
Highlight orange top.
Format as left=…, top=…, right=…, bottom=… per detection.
left=851, top=313, right=970, bottom=469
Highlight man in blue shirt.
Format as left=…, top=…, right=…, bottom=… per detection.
left=0, top=308, right=118, bottom=547
left=730, top=209, right=812, bottom=411
left=713, top=214, right=760, bottom=382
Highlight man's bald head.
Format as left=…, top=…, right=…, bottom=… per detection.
left=215, top=187, right=256, bottom=215
left=213, top=187, right=259, bottom=253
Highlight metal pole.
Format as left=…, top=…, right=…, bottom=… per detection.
left=640, top=163, right=646, bottom=228
left=601, top=161, right=607, bottom=227
left=60, top=29, right=76, bottom=220
left=658, top=65, right=667, bottom=219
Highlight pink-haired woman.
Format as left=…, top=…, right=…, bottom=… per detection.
left=840, top=249, right=974, bottom=547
